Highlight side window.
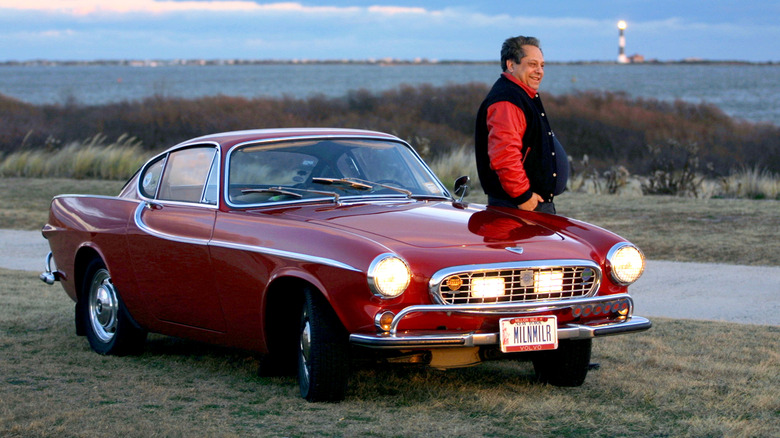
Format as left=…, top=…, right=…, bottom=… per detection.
left=140, top=157, right=165, bottom=198
left=202, top=155, right=219, bottom=205
left=158, top=147, right=217, bottom=203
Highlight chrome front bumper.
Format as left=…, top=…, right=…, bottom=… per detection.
left=349, top=294, right=652, bottom=349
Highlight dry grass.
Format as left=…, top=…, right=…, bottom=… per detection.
left=1, top=267, right=778, bottom=437
left=1, top=177, right=779, bottom=436
left=555, top=194, right=780, bottom=266
left=0, top=178, right=126, bottom=230
left=1, top=178, right=779, bottom=436
left=2, top=177, right=779, bottom=267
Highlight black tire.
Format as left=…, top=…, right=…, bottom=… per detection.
left=532, top=339, right=592, bottom=387
left=297, top=289, right=349, bottom=402
left=79, top=259, right=146, bottom=356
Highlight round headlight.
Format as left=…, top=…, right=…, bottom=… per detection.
left=607, top=243, right=645, bottom=285
left=368, top=254, right=411, bottom=298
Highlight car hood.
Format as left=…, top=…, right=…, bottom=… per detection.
left=284, top=201, right=564, bottom=249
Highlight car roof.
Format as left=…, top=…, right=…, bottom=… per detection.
left=178, top=128, right=401, bottom=149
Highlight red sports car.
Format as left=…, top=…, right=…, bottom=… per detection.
left=41, top=128, right=650, bottom=402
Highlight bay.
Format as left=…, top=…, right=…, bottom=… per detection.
left=1, top=63, right=778, bottom=126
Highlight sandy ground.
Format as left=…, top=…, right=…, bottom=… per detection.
left=2, top=229, right=778, bottom=326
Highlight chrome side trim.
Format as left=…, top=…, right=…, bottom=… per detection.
left=50, top=194, right=137, bottom=202
left=133, top=202, right=211, bottom=246
left=349, top=316, right=652, bottom=349
left=133, top=202, right=359, bottom=272
left=208, top=240, right=360, bottom=272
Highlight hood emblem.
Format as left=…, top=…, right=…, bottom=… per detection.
left=505, top=247, right=524, bottom=255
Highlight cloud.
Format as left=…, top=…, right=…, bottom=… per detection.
left=0, top=1, right=434, bottom=17
left=1, top=1, right=777, bottom=61
left=0, top=0, right=260, bottom=15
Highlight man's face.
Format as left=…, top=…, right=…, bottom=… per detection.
left=507, top=45, right=544, bottom=90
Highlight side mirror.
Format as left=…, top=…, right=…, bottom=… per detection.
left=453, top=175, right=470, bottom=202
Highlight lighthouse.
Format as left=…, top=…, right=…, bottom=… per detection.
left=617, top=20, right=629, bottom=64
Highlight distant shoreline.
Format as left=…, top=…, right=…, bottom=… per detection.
left=1, top=58, right=777, bottom=68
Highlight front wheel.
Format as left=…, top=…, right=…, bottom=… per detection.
left=298, top=289, right=349, bottom=402
left=80, top=259, right=146, bottom=355
left=532, top=339, right=592, bottom=387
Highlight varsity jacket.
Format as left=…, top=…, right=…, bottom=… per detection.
left=475, top=73, right=560, bottom=206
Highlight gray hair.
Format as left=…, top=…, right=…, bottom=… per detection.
left=500, top=36, right=541, bottom=71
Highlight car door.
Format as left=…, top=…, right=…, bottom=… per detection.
left=127, top=145, right=226, bottom=332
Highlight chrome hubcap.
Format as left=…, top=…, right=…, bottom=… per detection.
left=89, top=269, right=118, bottom=343
left=300, top=313, right=312, bottom=386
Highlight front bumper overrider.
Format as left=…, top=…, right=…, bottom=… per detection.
left=349, top=293, right=652, bottom=349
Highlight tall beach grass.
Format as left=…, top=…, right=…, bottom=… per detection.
left=0, top=134, right=149, bottom=180
left=3, top=139, right=778, bottom=200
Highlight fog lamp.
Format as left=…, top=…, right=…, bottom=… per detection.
left=368, top=254, right=411, bottom=298
left=471, top=277, right=505, bottom=299
left=607, top=243, right=645, bottom=285
left=534, top=271, right=564, bottom=294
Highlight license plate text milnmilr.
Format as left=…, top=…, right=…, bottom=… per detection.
left=499, top=316, right=558, bottom=353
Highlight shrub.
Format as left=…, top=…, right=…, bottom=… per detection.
left=640, top=139, right=705, bottom=197
left=1, top=85, right=777, bottom=184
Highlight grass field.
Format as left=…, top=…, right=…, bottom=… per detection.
left=1, top=267, right=778, bottom=437
left=1, top=177, right=779, bottom=436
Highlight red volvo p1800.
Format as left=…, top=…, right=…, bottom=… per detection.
left=41, top=128, right=651, bottom=402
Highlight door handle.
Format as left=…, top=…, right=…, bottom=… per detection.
left=144, top=201, right=163, bottom=211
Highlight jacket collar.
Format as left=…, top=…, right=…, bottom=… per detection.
left=502, top=72, right=538, bottom=98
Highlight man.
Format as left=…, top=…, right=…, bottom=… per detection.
left=475, top=36, right=565, bottom=214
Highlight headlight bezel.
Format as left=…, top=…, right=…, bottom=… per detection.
left=367, top=253, right=411, bottom=299
left=607, top=243, right=645, bottom=286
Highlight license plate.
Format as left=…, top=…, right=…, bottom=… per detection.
left=499, top=316, right=558, bottom=353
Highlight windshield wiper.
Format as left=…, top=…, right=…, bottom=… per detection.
left=241, top=187, right=340, bottom=204
left=313, top=177, right=412, bottom=198
left=311, top=177, right=372, bottom=191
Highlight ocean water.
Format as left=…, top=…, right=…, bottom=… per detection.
left=1, top=63, right=778, bottom=126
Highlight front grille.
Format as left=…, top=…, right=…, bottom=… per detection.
left=432, top=263, right=601, bottom=305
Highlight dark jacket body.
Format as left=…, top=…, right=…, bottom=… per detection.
left=475, top=75, right=559, bottom=205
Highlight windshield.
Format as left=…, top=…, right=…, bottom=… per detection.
left=226, top=138, right=448, bottom=206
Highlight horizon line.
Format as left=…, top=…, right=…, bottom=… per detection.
left=1, top=58, right=777, bottom=66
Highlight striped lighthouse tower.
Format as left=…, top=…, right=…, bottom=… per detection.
left=617, top=20, right=629, bottom=64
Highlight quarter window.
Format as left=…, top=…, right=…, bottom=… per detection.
left=140, top=157, right=165, bottom=199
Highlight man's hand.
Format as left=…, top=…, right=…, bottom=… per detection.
left=518, top=193, right=544, bottom=211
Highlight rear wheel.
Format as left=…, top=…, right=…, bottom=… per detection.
left=532, top=339, right=592, bottom=387
left=297, top=289, right=349, bottom=402
left=80, top=259, right=146, bottom=355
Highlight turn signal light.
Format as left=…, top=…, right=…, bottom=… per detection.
left=375, top=311, right=395, bottom=332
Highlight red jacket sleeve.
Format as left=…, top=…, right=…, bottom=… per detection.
left=486, top=101, right=532, bottom=202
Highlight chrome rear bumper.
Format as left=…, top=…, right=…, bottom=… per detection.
left=39, top=252, right=62, bottom=285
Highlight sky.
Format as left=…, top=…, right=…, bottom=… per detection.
left=1, top=0, right=778, bottom=63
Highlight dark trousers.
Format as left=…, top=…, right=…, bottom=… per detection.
left=488, top=195, right=557, bottom=215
